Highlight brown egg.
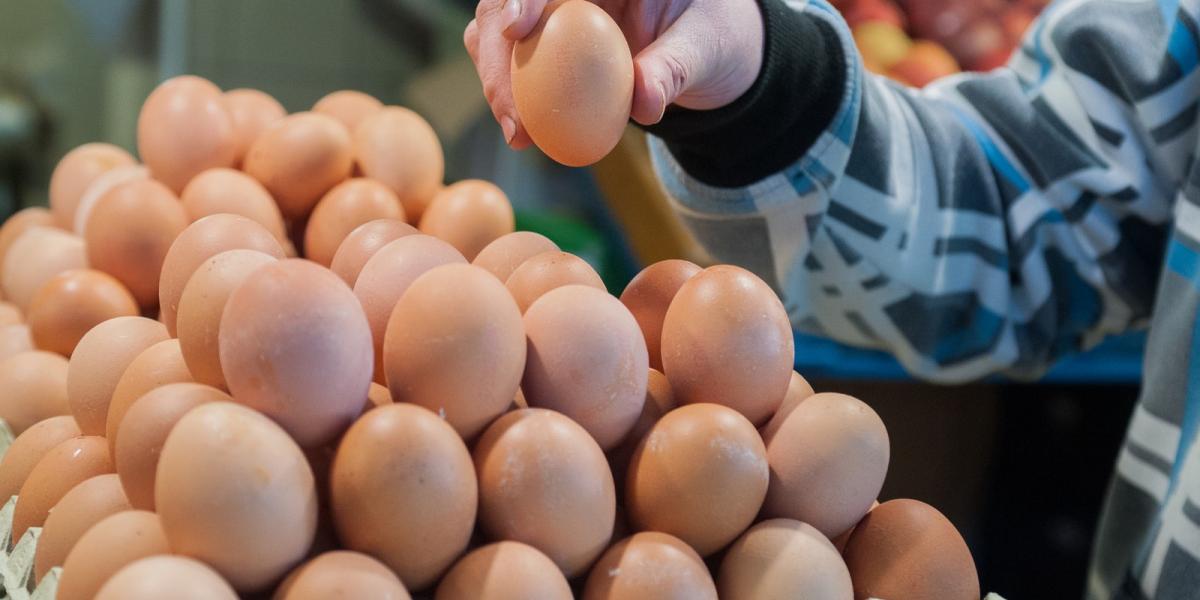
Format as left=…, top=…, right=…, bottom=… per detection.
left=330, top=219, right=418, bottom=287
left=13, top=435, right=112, bottom=541
left=115, top=383, right=230, bottom=510
left=67, top=316, right=169, bottom=436
left=354, top=235, right=466, bottom=380
left=156, top=402, right=317, bottom=592
left=762, top=393, right=889, bottom=539
left=760, top=371, right=817, bottom=441
left=354, top=107, right=444, bottom=221
left=49, top=144, right=138, bottom=229
left=384, top=264, right=525, bottom=439
left=179, top=167, right=288, bottom=242
left=27, top=270, right=139, bottom=357
left=662, top=265, right=794, bottom=425
left=332, top=404, right=476, bottom=590
left=137, top=75, right=237, bottom=193
left=0, top=324, right=33, bottom=362
left=105, top=339, right=193, bottom=455
left=276, top=550, right=410, bottom=600
left=0, top=351, right=70, bottom=435
left=57, top=510, right=170, bottom=600
left=505, top=251, right=605, bottom=313
left=583, top=532, right=717, bottom=600
left=620, top=259, right=702, bottom=371
left=0, top=301, right=20, bottom=326
left=96, top=555, right=238, bottom=600
left=34, top=474, right=131, bottom=581
left=2, top=226, right=88, bottom=311
left=842, top=499, right=980, bottom=600
left=0, top=415, right=81, bottom=501
left=158, top=214, right=285, bottom=336
left=72, top=165, right=150, bottom=234
left=84, top=178, right=189, bottom=307
left=177, top=250, right=278, bottom=389
left=221, top=259, right=372, bottom=447
left=719, top=519, right=853, bottom=600
left=305, top=178, right=405, bottom=266
left=0, top=207, right=54, bottom=275
left=365, top=382, right=392, bottom=410
left=221, top=89, right=286, bottom=166
left=627, top=403, right=768, bottom=556
left=609, top=368, right=676, bottom=488
left=244, top=112, right=354, bottom=220
left=831, top=501, right=877, bottom=553
left=313, top=90, right=383, bottom=133
left=475, top=408, right=615, bottom=577
left=473, top=231, right=560, bottom=283
left=419, top=180, right=515, bottom=261
left=436, top=542, right=572, bottom=600
left=523, top=285, right=647, bottom=449
left=511, top=0, right=633, bottom=167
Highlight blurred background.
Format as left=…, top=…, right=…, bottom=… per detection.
left=0, top=0, right=1142, bottom=597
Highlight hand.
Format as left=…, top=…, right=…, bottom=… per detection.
left=464, top=0, right=765, bottom=149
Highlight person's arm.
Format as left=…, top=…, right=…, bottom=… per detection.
left=647, top=0, right=1184, bottom=382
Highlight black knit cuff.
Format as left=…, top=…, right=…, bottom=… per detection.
left=641, top=0, right=846, bottom=188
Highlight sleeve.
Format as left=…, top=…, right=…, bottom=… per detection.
left=644, top=0, right=1193, bottom=383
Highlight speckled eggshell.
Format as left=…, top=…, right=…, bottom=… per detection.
left=313, top=90, right=383, bottom=133
left=67, top=316, right=169, bottom=436
left=0, top=415, right=81, bottom=501
left=474, top=409, right=615, bottom=577
left=105, top=339, right=193, bottom=456
left=275, top=550, right=410, bottom=600
left=26, top=269, right=139, bottom=357
left=353, top=107, right=444, bottom=221
left=34, top=473, right=131, bottom=581
left=331, top=404, right=475, bottom=590
left=354, top=235, right=465, bottom=381
left=179, top=168, right=288, bottom=242
left=12, top=435, right=112, bottom=541
left=718, top=519, right=853, bottom=600
left=583, top=532, right=717, bottom=600
left=609, top=368, right=675, bottom=490
left=305, top=178, right=405, bottom=267
left=114, top=383, right=231, bottom=510
left=84, top=178, right=189, bottom=308
left=137, top=76, right=237, bottom=193
left=762, top=392, right=889, bottom=539
left=383, top=264, right=525, bottom=439
left=221, top=89, right=286, bottom=166
left=760, top=371, right=817, bottom=441
left=176, top=250, right=279, bottom=390
left=661, top=265, right=793, bottom=425
left=0, top=351, right=71, bottom=435
left=435, top=542, right=573, bottom=600
left=505, top=251, right=605, bottom=313
left=619, top=259, right=702, bottom=371
left=158, top=213, right=285, bottom=336
left=511, top=0, right=634, bottom=167
left=841, top=499, right=980, bottom=600
left=244, top=112, right=354, bottom=220
left=522, top=285, right=647, bottom=450
left=95, top=555, right=238, bottom=600
left=472, top=231, right=560, bottom=283
left=220, top=259, right=372, bottom=447
left=626, top=403, right=768, bottom=556
left=155, top=402, right=317, bottom=592
left=330, top=219, right=419, bottom=287
left=419, top=180, right=514, bottom=261
left=49, top=144, right=138, bottom=229
left=56, top=510, right=170, bottom=600
left=2, top=226, right=87, bottom=311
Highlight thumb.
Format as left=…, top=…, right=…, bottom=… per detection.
left=630, top=23, right=710, bottom=126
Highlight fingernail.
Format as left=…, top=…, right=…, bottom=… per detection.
left=500, top=116, right=517, bottom=144
left=655, top=81, right=669, bottom=122
left=503, top=0, right=522, bottom=27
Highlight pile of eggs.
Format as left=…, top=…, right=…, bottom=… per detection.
left=0, top=73, right=981, bottom=600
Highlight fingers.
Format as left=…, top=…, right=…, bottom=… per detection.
left=501, top=0, right=551, bottom=40
left=465, top=6, right=533, bottom=148
left=630, top=22, right=707, bottom=125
